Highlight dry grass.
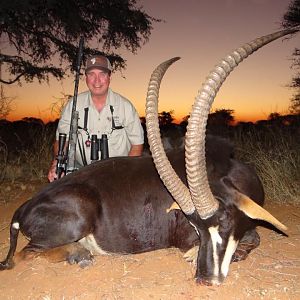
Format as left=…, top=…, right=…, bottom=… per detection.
left=0, top=126, right=54, bottom=183
left=0, top=139, right=8, bottom=182
left=234, top=126, right=300, bottom=204
left=0, top=122, right=299, bottom=206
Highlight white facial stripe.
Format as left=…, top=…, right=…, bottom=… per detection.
left=189, top=221, right=200, bottom=236
left=79, top=234, right=109, bottom=255
left=208, top=226, right=223, bottom=277
left=221, top=235, right=238, bottom=277
left=12, top=222, right=20, bottom=230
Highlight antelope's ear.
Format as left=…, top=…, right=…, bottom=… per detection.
left=234, top=192, right=287, bottom=233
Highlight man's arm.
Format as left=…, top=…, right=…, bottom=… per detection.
left=128, top=144, right=143, bottom=156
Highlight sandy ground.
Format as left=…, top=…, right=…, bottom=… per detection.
left=0, top=181, right=299, bottom=300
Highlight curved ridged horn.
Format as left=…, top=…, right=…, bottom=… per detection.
left=145, top=57, right=195, bottom=215
left=185, top=27, right=300, bottom=219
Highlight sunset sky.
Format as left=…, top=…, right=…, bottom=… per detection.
left=4, top=0, right=300, bottom=123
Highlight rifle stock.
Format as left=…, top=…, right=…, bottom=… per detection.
left=56, top=133, right=67, bottom=179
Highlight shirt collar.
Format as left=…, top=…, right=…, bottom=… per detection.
left=87, top=88, right=117, bottom=109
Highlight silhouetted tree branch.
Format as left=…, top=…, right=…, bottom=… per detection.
left=282, top=0, right=300, bottom=113
left=0, top=0, right=159, bottom=85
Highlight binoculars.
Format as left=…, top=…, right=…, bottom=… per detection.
left=91, top=134, right=109, bottom=161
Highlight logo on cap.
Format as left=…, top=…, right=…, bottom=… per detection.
left=85, top=55, right=112, bottom=73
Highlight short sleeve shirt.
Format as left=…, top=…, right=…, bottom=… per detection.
left=56, top=88, right=144, bottom=166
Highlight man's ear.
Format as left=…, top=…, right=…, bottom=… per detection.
left=234, top=191, right=287, bottom=233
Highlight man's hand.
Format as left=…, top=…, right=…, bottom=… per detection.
left=128, top=144, right=143, bottom=156
left=47, top=160, right=58, bottom=182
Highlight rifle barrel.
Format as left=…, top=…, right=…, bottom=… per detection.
left=66, top=37, right=84, bottom=174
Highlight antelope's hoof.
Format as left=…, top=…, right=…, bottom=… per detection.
left=231, top=249, right=248, bottom=262
left=67, top=249, right=94, bottom=268
left=231, top=241, right=259, bottom=262
left=78, top=257, right=94, bottom=268
left=0, top=259, right=14, bottom=271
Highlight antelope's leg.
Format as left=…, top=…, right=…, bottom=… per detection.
left=231, top=229, right=260, bottom=262
left=15, top=242, right=94, bottom=268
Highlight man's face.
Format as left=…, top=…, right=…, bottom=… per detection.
left=85, top=68, right=111, bottom=98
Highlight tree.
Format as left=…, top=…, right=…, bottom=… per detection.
left=207, top=109, right=235, bottom=127
left=50, top=93, right=72, bottom=117
left=268, top=112, right=281, bottom=121
left=0, top=86, right=14, bottom=119
left=158, top=110, right=175, bottom=127
left=282, top=0, right=300, bottom=28
left=0, top=0, right=158, bottom=85
left=290, top=91, right=300, bottom=114
left=282, top=0, right=300, bottom=113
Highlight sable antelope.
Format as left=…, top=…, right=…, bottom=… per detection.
left=1, top=27, right=298, bottom=285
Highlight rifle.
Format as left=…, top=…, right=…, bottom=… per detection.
left=56, top=37, right=84, bottom=178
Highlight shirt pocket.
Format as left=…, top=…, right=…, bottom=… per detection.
left=108, top=128, right=129, bottom=156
